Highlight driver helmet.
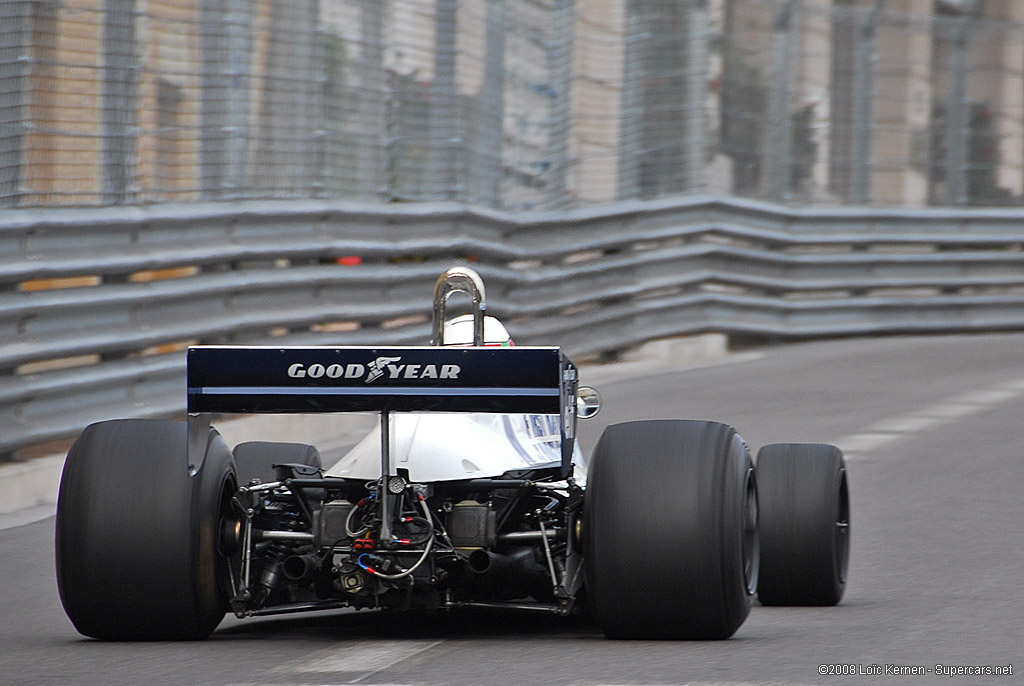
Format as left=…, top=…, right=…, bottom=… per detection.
left=442, top=314, right=514, bottom=346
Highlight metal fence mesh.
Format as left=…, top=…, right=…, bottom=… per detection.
left=3, top=0, right=1024, bottom=210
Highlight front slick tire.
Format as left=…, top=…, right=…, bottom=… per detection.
left=585, top=420, right=758, bottom=639
left=756, top=443, right=849, bottom=606
left=56, top=419, right=236, bottom=640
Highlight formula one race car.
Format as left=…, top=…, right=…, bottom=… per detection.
left=55, top=267, right=850, bottom=641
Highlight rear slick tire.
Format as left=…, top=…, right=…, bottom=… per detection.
left=584, top=420, right=759, bottom=639
left=55, top=419, right=236, bottom=640
left=756, top=443, right=849, bottom=606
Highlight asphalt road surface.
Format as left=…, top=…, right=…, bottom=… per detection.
left=2, top=334, right=1022, bottom=686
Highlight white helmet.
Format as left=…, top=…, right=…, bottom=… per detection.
left=442, top=314, right=514, bottom=347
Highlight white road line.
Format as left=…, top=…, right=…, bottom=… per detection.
left=868, top=415, right=944, bottom=434
left=280, top=638, right=442, bottom=682
left=232, top=684, right=806, bottom=686
left=954, top=388, right=1021, bottom=405
left=0, top=504, right=57, bottom=531
left=834, top=432, right=903, bottom=456
left=999, top=377, right=1024, bottom=391
left=833, top=375, right=1024, bottom=459
left=590, top=683, right=817, bottom=686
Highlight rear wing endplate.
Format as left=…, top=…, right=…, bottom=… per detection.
left=187, top=345, right=579, bottom=476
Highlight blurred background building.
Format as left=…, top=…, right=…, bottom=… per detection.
left=1, top=0, right=1022, bottom=211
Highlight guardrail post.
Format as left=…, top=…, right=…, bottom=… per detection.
left=617, top=3, right=644, bottom=201
left=764, top=0, right=799, bottom=202
left=468, top=0, right=506, bottom=208
left=544, top=0, right=574, bottom=210
left=0, top=0, right=29, bottom=207
left=682, top=0, right=709, bottom=194
left=101, top=0, right=140, bottom=204
left=849, top=1, right=883, bottom=204
left=357, top=0, right=387, bottom=199
left=430, top=0, right=460, bottom=201
left=943, top=14, right=972, bottom=206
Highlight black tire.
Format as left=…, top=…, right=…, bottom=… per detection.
left=584, top=420, right=759, bottom=639
left=232, top=441, right=322, bottom=485
left=56, top=419, right=236, bottom=640
left=756, top=443, right=849, bottom=606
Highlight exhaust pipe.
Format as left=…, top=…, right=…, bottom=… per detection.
left=282, top=554, right=317, bottom=582
left=467, top=548, right=547, bottom=580
left=468, top=549, right=509, bottom=575
left=466, top=548, right=551, bottom=600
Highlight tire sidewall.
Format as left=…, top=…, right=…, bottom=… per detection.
left=190, top=430, right=237, bottom=632
left=756, top=443, right=848, bottom=606
left=584, top=420, right=755, bottom=639
left=55, top=419, right=236, bottom=640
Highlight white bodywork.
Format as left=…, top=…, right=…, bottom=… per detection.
left=325, top=413, right=587, bottom=485
left=326, top=309, right=587, bottom=485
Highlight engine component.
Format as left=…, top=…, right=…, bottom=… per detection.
left=282, top=554, right=318, bottom=582
left=333, top=558, right=368, bottom=595
left=467, top=548, right=550, bottom=600
left=257, top=544, right=289, bottom=601
left=315, top=500, right=354, bottom=547
left=338, top=570, right=366, bottom=594
left=448, top=501, right=496, bottom=548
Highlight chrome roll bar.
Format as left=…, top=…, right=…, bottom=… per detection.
left=431, top=266, right=486, bottom=346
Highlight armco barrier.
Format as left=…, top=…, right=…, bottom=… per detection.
left=2, top=195, right=1023, bottom=456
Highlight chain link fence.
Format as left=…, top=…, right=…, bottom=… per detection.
left=2, top=0, right=1024, bottom=211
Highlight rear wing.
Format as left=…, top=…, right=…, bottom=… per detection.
left=187, top=345, right=579, bottom=476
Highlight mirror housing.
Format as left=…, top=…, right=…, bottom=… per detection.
left=576, top=386, right=602, bottom=419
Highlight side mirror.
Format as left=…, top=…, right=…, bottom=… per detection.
left=576, top=386, right=602, bottom=419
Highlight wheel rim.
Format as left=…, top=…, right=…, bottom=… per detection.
left=742, top=467, right=760, bottom=595
left=215, top=474, right=241, bottom=606
left=834, top=467, right=850, bottom=584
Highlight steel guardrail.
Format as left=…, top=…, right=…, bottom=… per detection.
left=1, top=195, right=1023, bottom=456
